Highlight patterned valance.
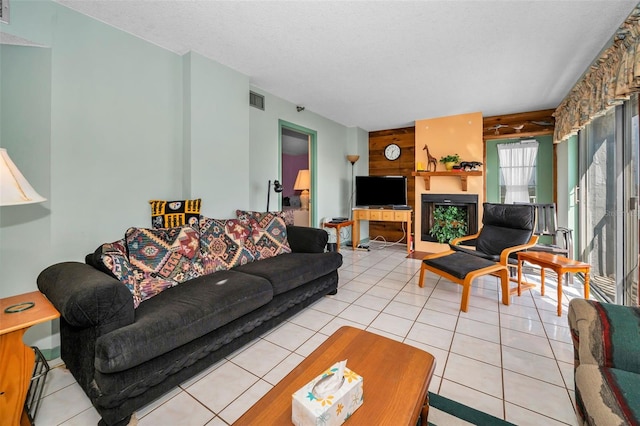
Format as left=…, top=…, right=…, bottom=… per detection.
left=554, top=5, right=640, bottom=143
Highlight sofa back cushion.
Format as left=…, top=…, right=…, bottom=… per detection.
left=236, top=210, right=292, bottom=260
left=149, top=198, right=201, bottom=229
left=199, top=217, right=256, bottom=274
left=125, top=226, right=202, bottom=306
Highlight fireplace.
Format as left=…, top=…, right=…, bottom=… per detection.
left=421, top=194, right=478, bottom=242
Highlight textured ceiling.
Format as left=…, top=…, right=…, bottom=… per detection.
left=56, top=0, right=638, bottom=131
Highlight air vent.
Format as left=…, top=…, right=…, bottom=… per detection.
left=1, top=0, right=10, bottom=24
left=249, top=91, right=265, bottom=110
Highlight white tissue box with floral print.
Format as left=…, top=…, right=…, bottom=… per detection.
left=292, top=362, right=363, bottom=426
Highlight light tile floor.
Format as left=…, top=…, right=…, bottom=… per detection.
left=36, top=242, right=586, bottom=425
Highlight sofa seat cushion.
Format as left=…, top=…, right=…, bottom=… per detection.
left=95, top=269, right=273, bottom=373
left=233, top=252, right=342, bottom=296
left=575, top=365, right=640, bottom=425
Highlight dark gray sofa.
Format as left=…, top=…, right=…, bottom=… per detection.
left=37, top=225, right=342, bottom=426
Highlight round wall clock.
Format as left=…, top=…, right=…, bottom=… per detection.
left=384, top=143, right=401, bottom=161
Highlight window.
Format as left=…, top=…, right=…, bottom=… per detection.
left=497, top=140, right=539, bottom=204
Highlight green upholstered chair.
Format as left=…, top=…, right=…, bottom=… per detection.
left=568, top=298, right=640, bottom=425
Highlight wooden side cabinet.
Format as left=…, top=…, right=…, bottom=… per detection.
left=0, top=291, right=59, bottom=426
left=352, top=208, right=412, bottom=253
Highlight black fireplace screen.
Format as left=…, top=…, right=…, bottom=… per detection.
left=421, top=194, right=479, bottom=242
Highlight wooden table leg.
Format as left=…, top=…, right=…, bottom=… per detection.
left=421, top=392, right=430, bottom=425
left=335, top=225, right=341, bottom=253
left=407, top=218, right=412, bottom=254
left=556, top=268, right=563, bottom=317
left=517, top=259, right=523, bottom=296
left=352, top=219, right=359, bottom=250
left=540, top=268, right=545, bottom=296
left=584, top=268, right=590, bottom=299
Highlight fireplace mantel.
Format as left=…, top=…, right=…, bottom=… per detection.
left=412, top=171, right=482, bottom=191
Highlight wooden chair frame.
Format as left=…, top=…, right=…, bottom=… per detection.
left=418, top=232, right=539, bottom=312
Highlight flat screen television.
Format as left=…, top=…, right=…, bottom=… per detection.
left=355, top=175, right=408, bottom=207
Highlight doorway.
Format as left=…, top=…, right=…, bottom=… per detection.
left=279, top=120, right=317, bottom=227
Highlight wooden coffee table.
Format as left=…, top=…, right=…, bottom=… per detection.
left=517, top=251, right=591, bottom=316
left=235, top=326, right=436, bottom=425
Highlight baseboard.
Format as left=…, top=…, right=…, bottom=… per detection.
left=39, top=346, right=61, bottom=361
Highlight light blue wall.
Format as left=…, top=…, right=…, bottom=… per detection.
left=1, top=0, right=361, bottom=349
left=0, top=44, right=52, bottom=299
left=248, top=88, right=366, bottom=227
left=184, top=52, right=250, bottom=218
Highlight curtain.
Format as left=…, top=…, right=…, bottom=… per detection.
left=554, top=6, right=640, bottom=143
left=497, top=140, right=539, bottom=204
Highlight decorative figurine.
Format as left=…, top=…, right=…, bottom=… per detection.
left=423, top=144, right=438, bottom=172
left=460, top=161, right=483, bottom=171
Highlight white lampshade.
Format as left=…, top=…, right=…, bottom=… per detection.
left=294, top=169, right=310, bottom=210
left=0, top=148, right=46, bottom=206
left=293, top=169, right=310, bottom=190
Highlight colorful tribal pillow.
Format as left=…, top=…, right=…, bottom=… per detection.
left=236, top=209, right=294, bottom=226
left=199, top=217, right=256, bottom=274
left=149, top=198, right=201, bottom=229
left=93, top=239, right=140, bottom=304
left=125, top=226, right=202, bottom=305
left=235, top=210, right=292, bottom=260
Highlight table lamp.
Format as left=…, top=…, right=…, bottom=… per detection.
left=0, top=148, right=46, bottom=206
left=294, top=169, right=310, bottom=210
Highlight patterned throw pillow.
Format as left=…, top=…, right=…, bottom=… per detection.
left=125, top=226, right=201, bottom=305
left=199, top=217, right=256, bottom=274
left=149, top=199, right=201, bottom=229
left=235, top=210, right=292, bottom=260
left=95, top=239, right=141, bottom=305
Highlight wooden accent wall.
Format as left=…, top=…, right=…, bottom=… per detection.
left=367, top=127, right=415, bottom=243
left=482, top=109, right=555, bottom=140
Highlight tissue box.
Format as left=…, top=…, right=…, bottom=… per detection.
left=292, top=362, right=363, bottom=426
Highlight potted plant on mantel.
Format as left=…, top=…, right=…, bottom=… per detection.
left=439, top=154, right=460, bottom=171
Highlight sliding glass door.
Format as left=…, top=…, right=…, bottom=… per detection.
left=578, top=95, right=639, bottom=305
left=624, top=95, right=639, bottom=305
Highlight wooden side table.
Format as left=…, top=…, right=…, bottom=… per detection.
left=517, top=251, right=590, bottom=316
left=1, top=291, right=60, bottom=425
left=322, top=220, right=354, bottom=252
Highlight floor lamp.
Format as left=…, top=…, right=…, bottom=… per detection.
left=266, top=179, right=283, bottom=212
left=347, top=155, right=359, bottom=217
